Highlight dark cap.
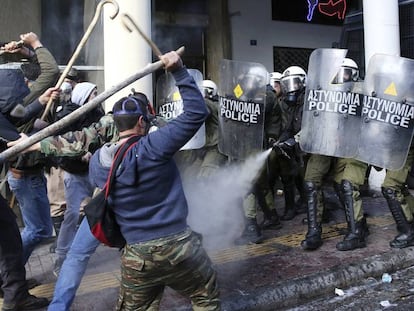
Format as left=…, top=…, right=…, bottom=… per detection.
left=113, top=96, right=149, bottom=121
left=66, top=67, right=79, bottom=81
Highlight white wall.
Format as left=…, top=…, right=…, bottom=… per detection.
left=0, top=0, right=41, bottom=41
left=228, top=0, right=342, bottom=72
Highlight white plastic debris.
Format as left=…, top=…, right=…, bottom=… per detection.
left=380, top=300, right=397, bottom=307
left=334, top=288, right=345, bottom=296
left=381, top=273, right=392, bottom=283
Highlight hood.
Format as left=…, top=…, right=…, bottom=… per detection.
left=0, top=68, right=30, bottom=114
left=71, top=82, right=96, bottom=106
left=0, top=112, right=20, bottom=141
left=90, top=141, right=140, bottom=189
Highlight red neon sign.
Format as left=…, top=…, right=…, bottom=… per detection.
left=307, top=0, right=347, bottom=21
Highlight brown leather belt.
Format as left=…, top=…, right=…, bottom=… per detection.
left=9, top=167, right=42, bottom=179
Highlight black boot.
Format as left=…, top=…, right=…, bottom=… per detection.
left=2, top=294, right=49, bottom=311
left=49, top=215, right=64, bottom=253
left=382, top=187, right=414, bottom=248
left=261, top=209, right=282, bottom=230
left=280, top=185, right=296, bottom=221
left=234, top=218, right=264, bottom=245
left=301, top=181, right=323, bottom=250
left=336, top=180, right=368, bottom=251
left=255, top=188, right=282, bottom=230
left=333, top=182, right=345, bottom=210
left=295, top=175, right=307, bottom=214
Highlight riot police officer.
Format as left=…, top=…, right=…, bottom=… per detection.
left=196, top=79, right=228, bottom=179
left=269, top=72, right=283, bottom=99
left=275, top=65, right=307, bottom=221
left=301, top=58, right=362, bottom=250
left=229, top=64, right=280, bottom=244
left=382, top=147, right=414, bottom=248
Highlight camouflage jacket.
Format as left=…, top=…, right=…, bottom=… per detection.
left=40, top=114, right=118, bottom=157
left=40, top=114, right=167, bottom=158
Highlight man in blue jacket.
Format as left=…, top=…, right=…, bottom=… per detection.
left=45, top=51, right=220, bottom=311
left=88, top=50, right=220, bottom=311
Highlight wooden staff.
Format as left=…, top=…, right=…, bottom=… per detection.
left=120, top=13, right=163, bottom=58
left=0, top=46, right=185, bottom=164
left=40, top=0, right=120, bottom=121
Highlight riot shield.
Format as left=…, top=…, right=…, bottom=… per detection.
left=300, top=48, right=362, bottom=158
left=218, top=59, right=266, bottom=160
left=156, top=68, right=206, bottom=150
left=356, top=54, right=414, bottom=170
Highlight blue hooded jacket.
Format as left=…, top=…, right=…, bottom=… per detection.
left=88, top=67, right=209, bottom=244
left=0, top=68, right=30, bottom=115
left=0, top=68, right=45, bottom=140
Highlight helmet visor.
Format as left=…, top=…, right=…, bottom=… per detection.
left=280, top=75, right=304, bottom=93
left=332, top=67, right=359, bottom=84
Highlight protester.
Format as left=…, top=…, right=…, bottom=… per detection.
left=51, top=82, right=103, bottom=277
left=0, top=193, right=49, bottom=311
left=1, top=32, right=59, bottom=265
left=9, top=51, right=220, bottom=311
left=88, top=50, right=220, bottom=311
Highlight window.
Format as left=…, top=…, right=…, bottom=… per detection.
left=273, top=47, right=314, bottom=73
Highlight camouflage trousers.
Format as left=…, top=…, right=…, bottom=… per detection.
left=116, top=228, right=221, bottom=311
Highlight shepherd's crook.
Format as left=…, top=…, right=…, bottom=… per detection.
left=0, top=46, right=185, bottom=164
left=40, top=0, right=119, bottom=121
left=121, top=13, right=163, bottom=58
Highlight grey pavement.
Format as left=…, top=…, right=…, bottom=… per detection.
left=1, top=187, right=413, bottom=311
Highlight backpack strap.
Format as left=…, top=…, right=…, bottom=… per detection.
left=104, top=135, right=141, bottom=198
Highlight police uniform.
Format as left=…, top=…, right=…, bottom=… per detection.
left=382, top=145, right=414, bottom=248
left=301, top=154, right=338, bottom=250
left=276, top=90, right=305, bottom=221
left=334, top=158, right=370, bottom=251
left=235, top=86, right=282, bottom=245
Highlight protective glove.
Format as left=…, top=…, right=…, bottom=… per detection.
left=270, top=139, right=291, bottom=159
left=276, top=137, right=296, bottom=150
left=268, top=137, right=277, bottom=148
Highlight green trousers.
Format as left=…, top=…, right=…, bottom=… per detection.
left=334, top=158, right=368, bottom=222
left=304, top=154, right=337, bottom=221
left=382, top=146, right=414, bottom=221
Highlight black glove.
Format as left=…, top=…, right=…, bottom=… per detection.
left=271, top=139, right=291, bottom=159
left=268, top=137, right=277, bottom=148
left=276, top=137, right=296, bottom=151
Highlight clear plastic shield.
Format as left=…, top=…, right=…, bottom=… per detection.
left=356, top=54, right=414, bottom=170
left=218, top=59, right=266, bottom=160
left=155, top=69, right=206, bottom=150
left=300, top=48, right=362, bottom=158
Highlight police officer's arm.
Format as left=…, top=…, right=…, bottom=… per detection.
left=265, top=98, right=283, bottom=146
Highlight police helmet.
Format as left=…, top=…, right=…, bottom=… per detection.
left=269, top=72, right=282, bottom=84
left=280, top=66, right=306, bottom=93
left=201, top=79, right=218, bottom=98
left=334, top=58, right=359, bottom=83
left=241, top=65, right=268, bottom=91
